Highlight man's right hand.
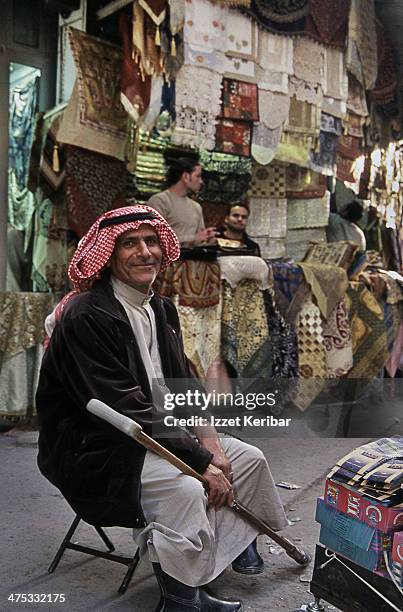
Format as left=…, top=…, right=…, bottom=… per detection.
left=202, top=463, right=234, bottom=510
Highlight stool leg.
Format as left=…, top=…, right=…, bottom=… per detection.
left=118, top=548, right=140, bottom=595
left=94, top=526, right=115, bottom=552
left=48, top=515, right=81, bottom=573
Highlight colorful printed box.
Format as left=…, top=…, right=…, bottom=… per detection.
left=324, top=479, right=403, bottom=533
left=316, top=498, right=392, bottom=572
left=392, top=530, right=403, bottom=564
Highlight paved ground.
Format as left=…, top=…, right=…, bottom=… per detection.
left=0, top=392, right=401, bottom=612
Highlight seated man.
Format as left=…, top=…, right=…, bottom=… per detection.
left=36, top=204, right=287, bottom=611
left=148, top=157, right=217, bottom=246
left=216, top=204, right=261, bottom=257
left=326, top=199, right=366, bottom=251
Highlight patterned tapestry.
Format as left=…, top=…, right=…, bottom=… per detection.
left=305, top=0, right=349, bottom=49
left=57, top=28, right=129, bottom=161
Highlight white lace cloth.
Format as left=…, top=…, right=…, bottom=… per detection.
left=172, top=65, right=223, bottom=150
left=293, top=37, right=326, bottom=86
left=218, top=256, right=270, bottom=289
left=289, top=76, right=324, bottom=106
left=251, top=123, right=282, bottom=165
left=258, top=90, right=290, bottom=129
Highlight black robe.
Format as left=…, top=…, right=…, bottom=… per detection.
left=36, top=274, right=212, bottom=527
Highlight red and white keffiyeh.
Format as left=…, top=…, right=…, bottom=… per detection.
left=44, top=204, right=180, bottom=346
left=68, top=204, right=180, bottom=290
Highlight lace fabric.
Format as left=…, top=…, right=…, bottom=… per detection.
left=287, top=195, right=330, bottom=230
left=293, top=37, right=326, bottom=86
left=248, top=197, right=287, bottom=238
left=251, top=123, right=282, bottom=165
left=258, top=90, right=290, bottom=129
left=172, top=65, right=222, bottom=150
left=289, top=76, right=323, bottom=105
left=347, top=73, right=368, bottom=118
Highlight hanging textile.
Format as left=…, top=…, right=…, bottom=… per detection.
left=287, top=195, right=330, bottom=231
left=248, top=197, right=287, bottom=238
left=297, top=262, right=349, bottom=320
left=31, top=191, right=69, bottom=293
left=276, top=131, right=311, bottom=167
left=221, top=78, right=259, bottom=121
left=346, top=73, right=368, bottom=118
left=288, top=76, right=323, bottom=106
left=28, top=106, right=66, bottom=198
left=258, top=90, right=290, bottom=129
left=286, top=165, right=326, bottom=199
left=9, top=77, right=39, bottom=191
left=303, top=241, right=359, bottom=269
left=65, top=145, right=129, bottom=237
left=221, top=279, right=273, bottom=381
left=343, top=111, right=366, bottom=139
left=263, top=285, right=299, bottom=378
left=322, top=297, right=353, bottom=378
left=8, top=170, right=36, bottom=232
left=371, top=25, right=398, bottom=107
left=241, top=0, right=308, bottom=35
left=346, top=0, right=378, bottom=90
left=251, top=123, right=282, bottom=165
left=176, top=298, right=222, bottom=378
left=292, top=295, right=328, bottom=411
left=248, top=163, right=286, bottom=198
left=256, top=30, right=293, bottom=94
left=119, top=12, right=151, bottom=123
left=198, top=173, right=252, bottom=205
left=346, top=282, right=389, bottom=379
left=155, top=260, right=221, bottom=308
left=272, top=261, right=305, bottom=318
left=57, top=29, right=128, bottom=161
left=286, top=96, right=321, bottom=135
left=183, top=0, right=227, bottom=71
left=215, top=119, right=252, bottom=157
left=172, top=64, right=222, bottom=150
left=199, top=201, right=227, bottom=228
left=309, top=131, right=338, bottom=176
left=323, top=48, right=348, bottom=103
left=132, top=1, right=164, bottom=76
left=293, top=37, right=325, bottom=86
left=305, top=0, right=349, bottom=49
left=138, top=0, right=167, bottom=25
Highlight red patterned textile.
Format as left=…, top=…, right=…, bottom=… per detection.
left=119, top=13, right=151, bottom=122
left=65, top=145, right=129, bottom=238
left=305, top=0, right=349, bottom=49
left=371, top=26, right=398, bottom=107
left=215, top=119, right=252, bottom=157
left=337, top=134, right=362, bottom=161
left=200, top=201, right=227, bottom=228
left=221, top=79, right=259, bottom=122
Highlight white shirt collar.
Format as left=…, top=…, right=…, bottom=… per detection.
left=110, top=276, right=153, bottom=307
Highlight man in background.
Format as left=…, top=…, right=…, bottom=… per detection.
left=148, top=157, right=217, bottom=246
left=217, top=204, right=261, bottom=257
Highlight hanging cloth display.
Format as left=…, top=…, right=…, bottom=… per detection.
left=119, top=12, right=152, bottom=123
left=57, top=29, right=129, bottom=161
left=251, top=123, right=282, bottom=165
left=347, top=0, right=378, bottom=90
left=305, top=0, right=350, bottom=49
left=9, top=77, right=39, bottom=191
left=241, top=0, right=308, bottom=34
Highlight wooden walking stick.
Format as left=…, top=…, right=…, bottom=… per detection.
left=87, top=399, right=311, bottom=567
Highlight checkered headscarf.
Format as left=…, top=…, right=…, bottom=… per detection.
left=68, top=205, right=180, bottom=291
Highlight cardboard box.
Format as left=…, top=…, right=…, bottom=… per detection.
left=316, top=497, right=392, bottom=572
left=324, top=478, right=403, bottom=532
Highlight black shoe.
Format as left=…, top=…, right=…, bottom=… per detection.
left=232, top=539, right=264, bottom=575
left=153, top=563, right=243, bottom=611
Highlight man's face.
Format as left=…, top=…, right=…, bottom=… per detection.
left=183, top=165, right=203, bottom=193
left=225, top=206, right=249, bottom=233
left=109, top=225, right=162, bottom=293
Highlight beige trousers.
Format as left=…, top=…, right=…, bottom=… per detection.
left=133, top=436, right=287, bottom=586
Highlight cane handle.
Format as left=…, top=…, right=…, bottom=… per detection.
left=87, top=399, right=143, bottom=438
